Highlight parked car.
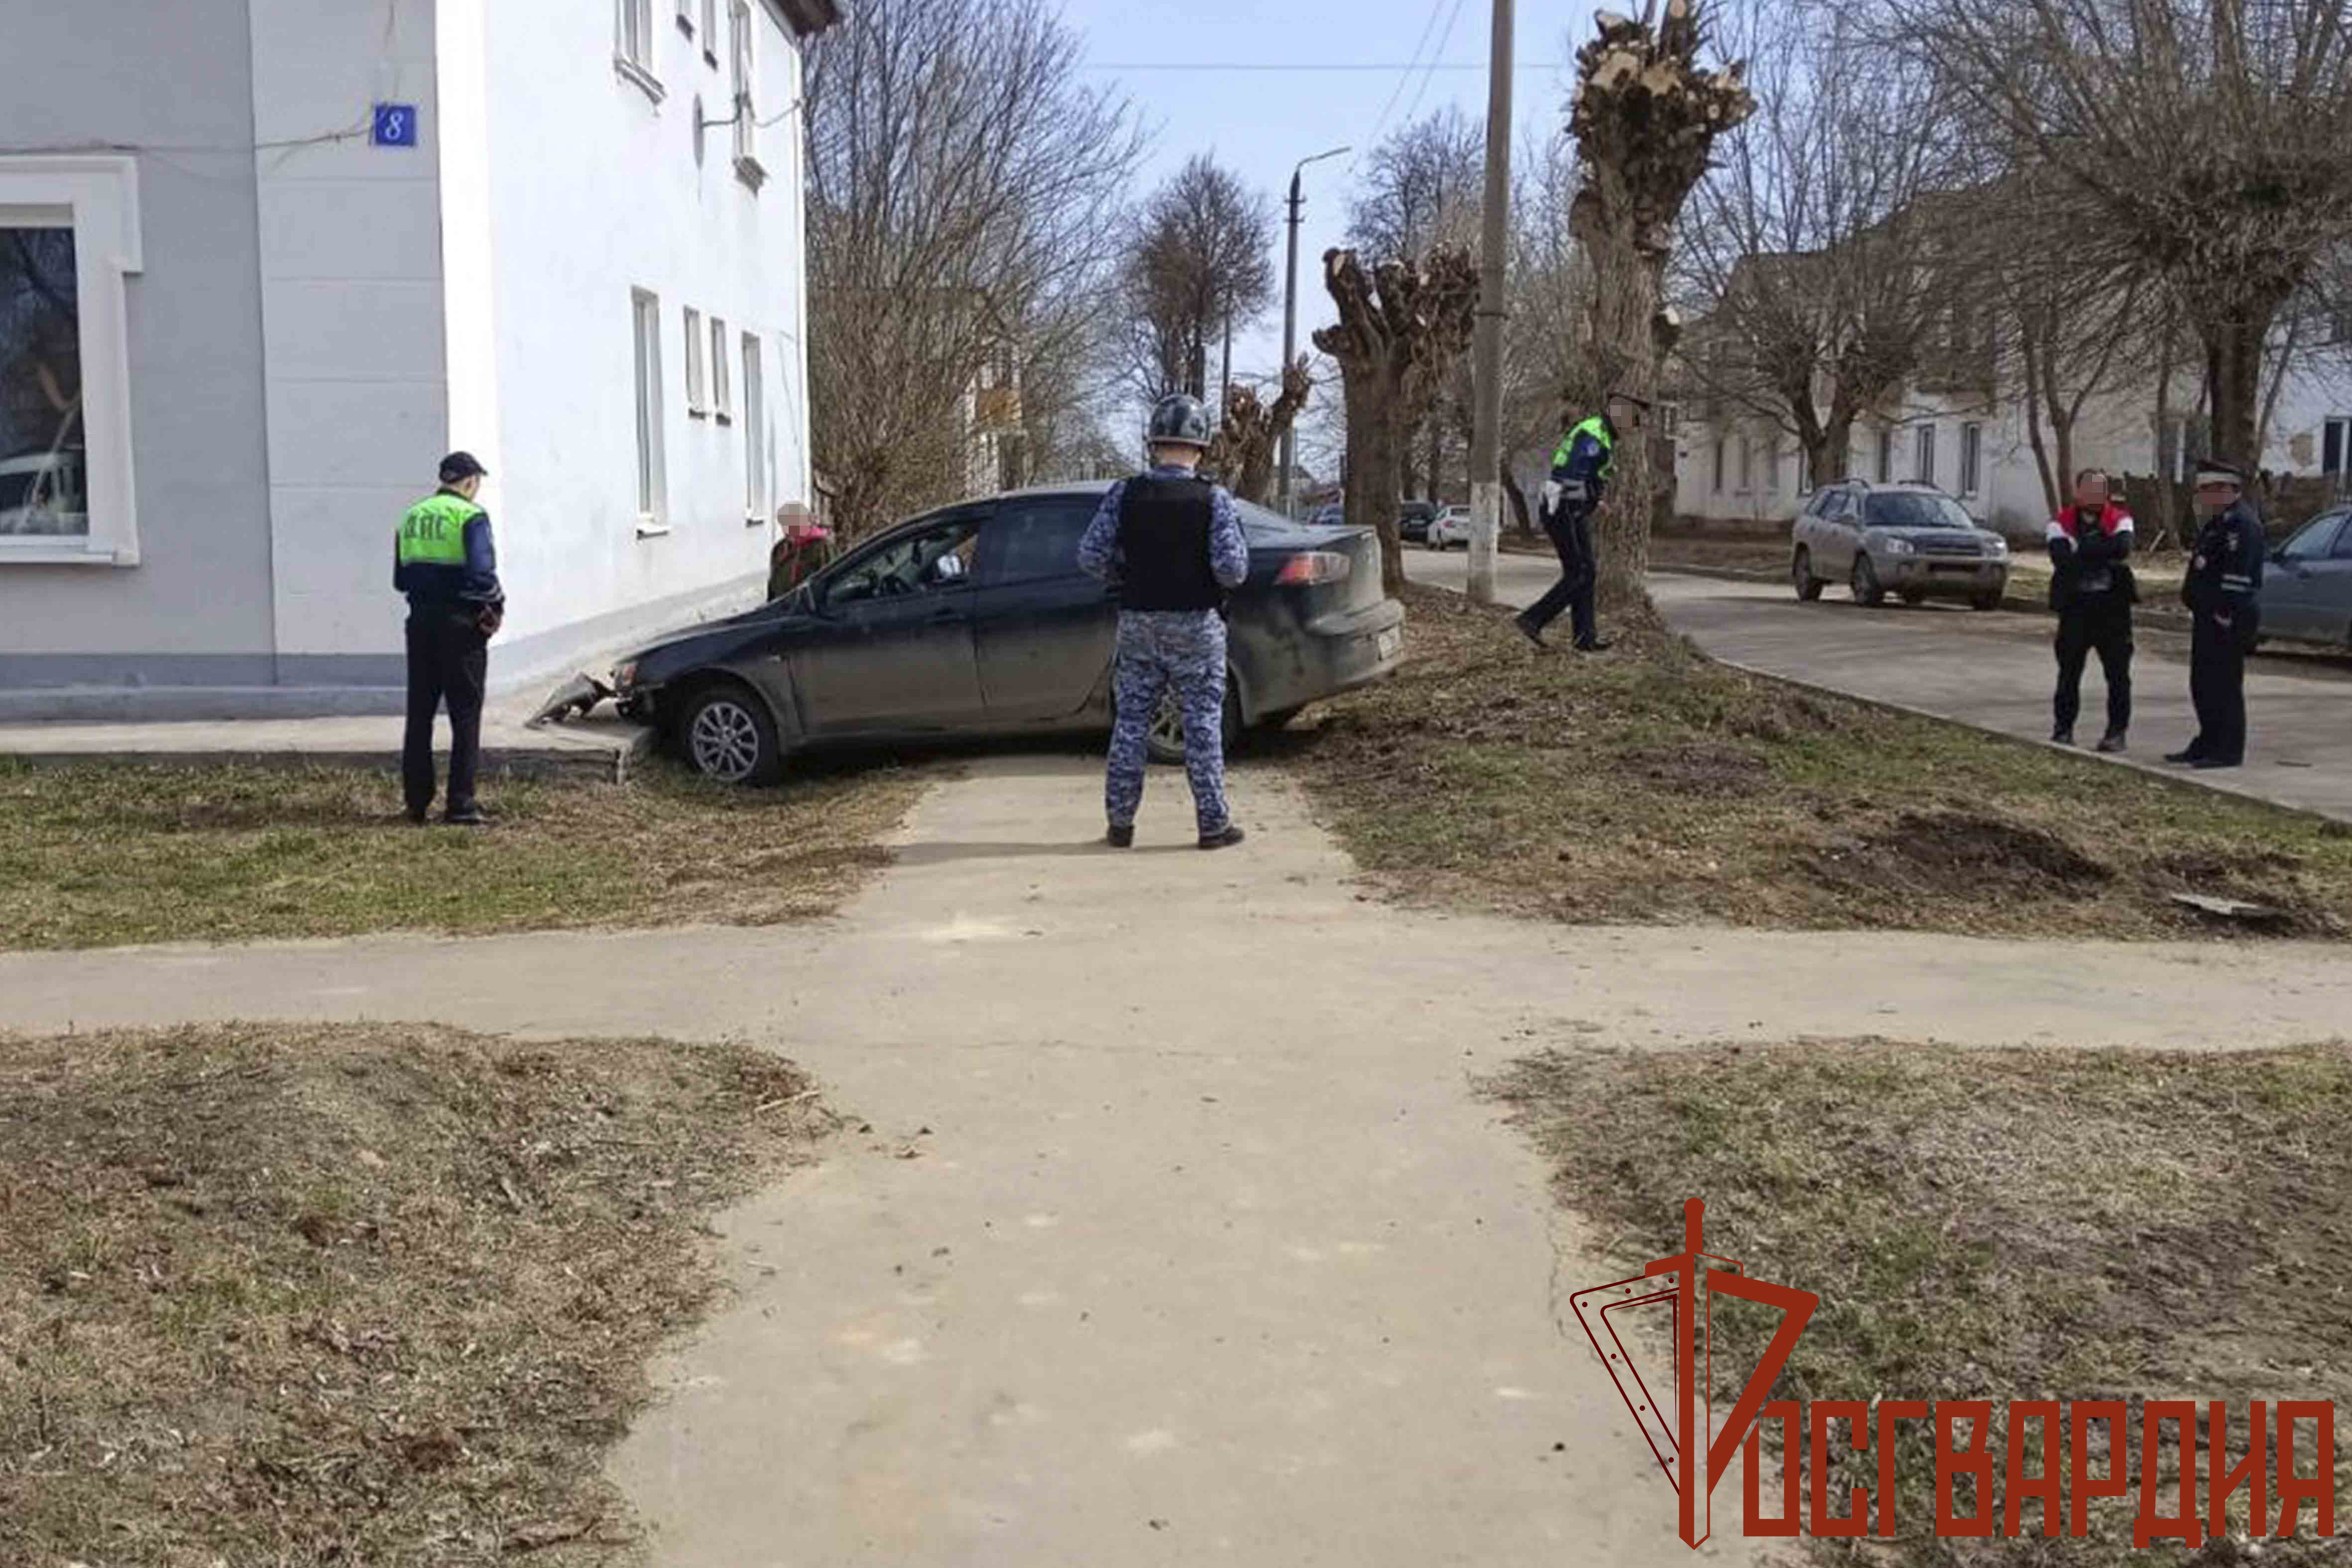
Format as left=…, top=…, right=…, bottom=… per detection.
left=1306, top=501, right=1347, bottom=528
left=1399, top=499, right=1439, bottom=544
left=2259, top=506, right=2352, bottom=648
left=1790, top=480, right=2010, bottom=610
left=1425, top=504, right=1474, bottom=550
left=605, top=482, right=1409, bottom=783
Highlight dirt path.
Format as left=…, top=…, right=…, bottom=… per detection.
left=3, top=758, right=2348, bottom=1565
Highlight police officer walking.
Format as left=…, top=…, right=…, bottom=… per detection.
left=1515, top=392, right=1646, bottom=651
left=2046, top=467, right=2137, bottom=752
left=2167, top=458, right=2266, bottom=770
left=1077, top=393, right=1251, bottom=850
left=394, top=451, right=505, bottom=825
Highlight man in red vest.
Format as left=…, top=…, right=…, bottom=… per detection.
left=2045, top=466, right=2137, bottom=753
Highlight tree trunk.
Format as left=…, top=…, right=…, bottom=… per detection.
left=2151, top=316, right=2180, bottom=550
left=1426, top=418, right=1443, bottom=504
left=1501, top=464, right=1533, bottom=538
left=1339, top=366, right=1408, bottom=594
left=2199, top=295, right=2280, bottom=469
left=1580, top=219, right=1667, bottom=625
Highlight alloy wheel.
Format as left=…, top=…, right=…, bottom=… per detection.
left=689, top=698, right=763, bottom=783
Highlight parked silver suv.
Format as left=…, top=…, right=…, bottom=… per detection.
left=1790, top=480, right=2010, bottom=610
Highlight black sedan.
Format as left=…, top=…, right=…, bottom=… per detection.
left=607, top=482, right=1408, bottom=784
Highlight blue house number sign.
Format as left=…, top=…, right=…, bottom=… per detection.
left=372, top=104, right=418, bottom=148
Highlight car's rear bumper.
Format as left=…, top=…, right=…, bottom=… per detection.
left=1243, top=598, right=1406, bottom=719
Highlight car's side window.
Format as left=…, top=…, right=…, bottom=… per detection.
left=2281, top=515, right=2346, bottom=562
left=2332, top=518, right=2352, bottom=560
left=982, top=498, right=1098, bottom=586
left=825, top=517, right=984, bottom=605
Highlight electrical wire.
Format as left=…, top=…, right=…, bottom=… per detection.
left=1357, top=0, right=1456, bottom=161
left=1080, top=60, right=1566, bottom=71
left=1397, top=0, right=1476, bottom=132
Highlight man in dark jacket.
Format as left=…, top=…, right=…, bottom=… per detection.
left=2046, top=467, right=2138, bottom=752
left=394, top=451, right=504, bottom=825
left=1077, top=394, right=1252, bottom=850
left=1515, top=393, right=1645, bottom=651
left=2167, top=459, right=2266, bottom=770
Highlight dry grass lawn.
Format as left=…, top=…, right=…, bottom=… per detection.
left=1488, top=1038, right=2352, bottom=1568
left=0, top=1021, right=842, bottom=1567
left=1281, top=584, right=2352, bottom=939
left=0, top=755, right=933, bottom=950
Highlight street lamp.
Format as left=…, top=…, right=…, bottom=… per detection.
left=1279, top=144, right=1350, bottom=517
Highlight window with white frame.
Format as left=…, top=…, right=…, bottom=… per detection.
left=2324, top=416, right=2348, bottom=476
left=1658, top=401, right=1680, bottom=439
left=730, top=1, right=761, bottom=181
left=1, top=155, right=140, bottom=565
left=1876, top=427, right=1892, bottom=483
left=615, top=0, right=662, bottom=99
left=676, top=0, right=693, bottom=32
left=742, top=332, right=766, bottom=520
left=1737, top=434, right=1753, bottom=492
left=1959, top=421, right=1982, bottom=497
left=701, top=0, right=718, bottom=61
left=683, top=306, right=706, bottom=415
left=1914, top=424, right=1936, bottom=486
left=1712, top=438, right=1725, bottom=493
left=709, top=316, right=731, bottom=421
left=631, top=289, right=666, bottom=527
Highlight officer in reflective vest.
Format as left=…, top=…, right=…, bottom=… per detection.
left=1077, top=393, right=1251, bottom=850
left=1516, top=393, right=1645, bottom=651
left=2166, top=458, right=2266, bottom=770
left=394, top=451, right=505, bottom=825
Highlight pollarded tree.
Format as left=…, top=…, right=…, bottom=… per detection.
left=1203, top=358, right=1314, bottom=506
left=1568, top=0, right=1756, bottom=619
left=1314, top=246, right=1480, bottom=593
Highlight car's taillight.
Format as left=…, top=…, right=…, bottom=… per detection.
left=1274, top=551, right=1351, bottom=586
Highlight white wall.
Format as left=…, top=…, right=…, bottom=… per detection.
left=249, top=0, right=448, bottom=681
left=473, top=0, right=814, bottom=657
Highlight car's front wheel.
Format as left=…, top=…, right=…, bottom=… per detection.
left=1970, top=590, right=2002, bottom=612
left=1143, top=676, right=1240, bottom=766
left=1792, top=547, right=1825, bottom=601
left=679, top=681, right=784, bottom=785
left=1852, top=554, right=1886, bottom=607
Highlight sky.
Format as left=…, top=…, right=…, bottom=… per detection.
left=1052, top=0, right=1595, bottom=413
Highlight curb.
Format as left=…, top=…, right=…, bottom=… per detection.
left=0, top=729, right=650, bottom=786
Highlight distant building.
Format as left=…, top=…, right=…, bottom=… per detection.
left=0, top=0, right=840, bottom=718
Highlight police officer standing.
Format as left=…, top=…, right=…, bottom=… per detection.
left=394, top=451, right=504, bottom=825
left=2167, top=459, right=2266, bottom=770
left=1514, top=392, right=1646, bottom=651
left=2046, top=467, right=2137, bottom=752
left=1077, top=394, right=1251, bottom=850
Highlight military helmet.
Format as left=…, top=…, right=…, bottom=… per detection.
left=1147, top=393, right=1213, bottom=450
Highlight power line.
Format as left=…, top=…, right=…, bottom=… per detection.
left=1399, top=0, right=1478, bottom=132
left=1359, top=0, right=1457, bottom=158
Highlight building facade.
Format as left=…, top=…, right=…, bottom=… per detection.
left=0, top=0, right=837, bottom=719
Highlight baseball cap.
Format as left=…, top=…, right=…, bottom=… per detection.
left=439, top=450, right=488, bottom=484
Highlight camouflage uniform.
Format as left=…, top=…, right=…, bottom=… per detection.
left=1078, top=464, right=1251, bottom=834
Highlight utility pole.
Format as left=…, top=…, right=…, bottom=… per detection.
left=1220, top=296, right=1233, bottom=420
left=1466, top=0, right=1514, bottom=604
left=1280, top=144, right=1350, bottom=517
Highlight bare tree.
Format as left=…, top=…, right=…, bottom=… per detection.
left=1675, top=0, right=1959, bottom=494
left=1884, top=0, right=2352, bottom=470
left=1314, top=246, right=1480, bottom=593
left=1118, top=155, right=1277, bottom=403
left=805, top=0, right=1144, bottom=543
left=1568, top=0, right=1757, bottom=617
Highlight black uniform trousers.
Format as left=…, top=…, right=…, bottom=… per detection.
left=403, top=604, right=489, bottom=817
left=2186, top=610, right=2251, bottom=766
left=1524, top=499, right=1599, bottom=647
left=2052, top=592, right=2132, bottom=736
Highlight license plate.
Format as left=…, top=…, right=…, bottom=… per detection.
left=1376, top=627, right=1403, bottom=662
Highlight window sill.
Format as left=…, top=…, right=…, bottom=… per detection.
left=688, top=404, right=709, bottom=419
left=677, top=12, right=696, bottom=35
left=705, top=47, right=719, bottom=66
left=615, top=55, right=667, bottom=104
left=714, top=412, right=733, bottom=427
left=635, top=519, right=672, bottom=539
left=746, top=513, right=769, bottom=527
left=734, top=154, right=768, bottom=193
left=0, top=538, right=136, bottom=566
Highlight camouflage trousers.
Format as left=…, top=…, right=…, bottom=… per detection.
left=1106, top=609, right=1231, bottom=834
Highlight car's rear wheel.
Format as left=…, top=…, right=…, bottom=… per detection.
left=1899, top=588, right=1927, bottom=606
left=679, top=681, right=784, bottom=785
left=1791, top=547, right=1824, bottom=601
left=1852, top=554, right=1886, bottom=607
left=1143, top=676, right=1240, bottom=766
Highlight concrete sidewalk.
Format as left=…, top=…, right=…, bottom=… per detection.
left=0, top=681, right=650, bottom=783
left=1408, top=551, right=2352, bottom=825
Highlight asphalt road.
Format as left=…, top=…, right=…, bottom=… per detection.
left=1406, top=546, right=2352, bottom=825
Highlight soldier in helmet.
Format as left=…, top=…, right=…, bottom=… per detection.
left=1076, top=393, right=1252, bottom=850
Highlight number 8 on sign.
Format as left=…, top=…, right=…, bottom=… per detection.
left=372, top=104, right=418, bottom=148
